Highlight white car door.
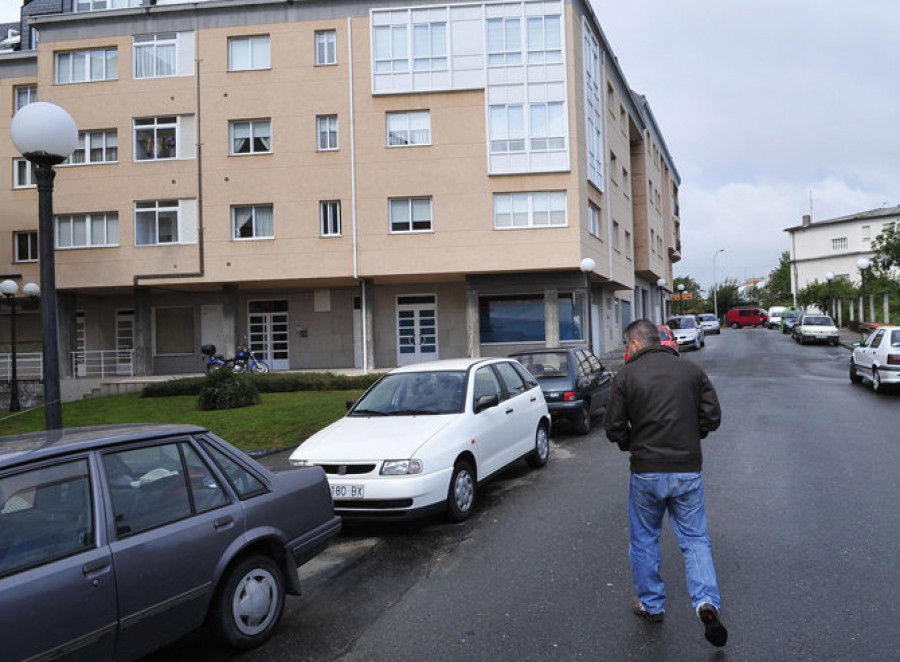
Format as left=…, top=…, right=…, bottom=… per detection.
left=469, top=365, right=517, bottom=478
left=858, top=329, right=884, bottom=378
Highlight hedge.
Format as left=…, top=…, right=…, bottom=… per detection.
left=142, top=371, right=383, bottom=398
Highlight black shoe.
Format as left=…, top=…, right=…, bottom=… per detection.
left=698, top=604, right=727, bottom=647
left=632, top=597, right=664, bottom=623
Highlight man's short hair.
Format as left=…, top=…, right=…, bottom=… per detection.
left=624, top=319, right=660, bottom=347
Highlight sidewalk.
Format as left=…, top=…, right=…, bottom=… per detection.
left=839, top=326, right=867, bottom=349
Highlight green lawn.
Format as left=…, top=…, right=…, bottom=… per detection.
left=0, top=390, right=363, bottom=453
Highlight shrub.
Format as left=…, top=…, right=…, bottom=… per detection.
left=143, top=371, right=382, bottom=398
left=197, top=370, right=260, bottom=410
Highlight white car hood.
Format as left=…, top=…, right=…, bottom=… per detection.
left=290, top=414, right=457, bottom=461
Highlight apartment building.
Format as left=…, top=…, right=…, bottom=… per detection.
left=1, top=0, right=682, bottom=380
left=785, top=206, right=899, bottom=299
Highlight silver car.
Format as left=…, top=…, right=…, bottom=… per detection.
left=792, top=314, right=839, bottom=345
left=697, top=313, right=721, bottom=335
left=850, top=325, right=900, bottom=393
left=0, top=424, right=340, bottom=660
left=666, top=315, right=705, bottom=350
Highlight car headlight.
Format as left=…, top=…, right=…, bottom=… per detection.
left=381, top=459, right=424, bottom=475
left=290, top=459, right=310, bottom=467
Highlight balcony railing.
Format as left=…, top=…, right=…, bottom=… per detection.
left=71, top=350, right=135, bottom=378
left=0, top=353, right=43, bottom=380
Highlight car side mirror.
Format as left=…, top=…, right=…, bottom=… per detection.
left=345, top=399, right=357, bottom=411
left=852, top=341, right=861, bottom=348
left=474, top=394, right=499, bottom=413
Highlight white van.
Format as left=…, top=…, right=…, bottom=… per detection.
left=767, top=306, right=786, bottom=329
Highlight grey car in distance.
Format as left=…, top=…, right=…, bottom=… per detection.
left=0, top=424, right=340, bottom=660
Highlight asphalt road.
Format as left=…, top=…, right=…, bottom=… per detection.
left=149, top=328, right=900, bottom=661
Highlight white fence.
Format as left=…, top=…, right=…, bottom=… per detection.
left=0, top=352, right=43, bottom=379
left=71, top=350, right=135, bottom=378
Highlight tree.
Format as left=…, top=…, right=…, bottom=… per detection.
left=870, top=222, right=900, bottom=279
left=713, top=278, right=741, bottom=316
left=672, top=275, right=703, bottom=314
left=762, top=251, right=793, bottom=306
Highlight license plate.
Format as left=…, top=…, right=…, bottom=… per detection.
left=330, top=484, right=364, bottom=500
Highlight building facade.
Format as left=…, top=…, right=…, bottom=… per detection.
left=785, top=207, right=899, bottom=301
left=1, top=0, right=682, bottom=381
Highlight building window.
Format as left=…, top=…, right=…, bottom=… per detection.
left=154, top=308, right=194, bottom=355
left=832, top=237, right=848, bottom=251
left=558, top=292, right=585, bottom=341
left=232, top=205, right=274, bottom=240
left=588, top=204, right=601, bottom=238
left=622, top=168, right=630, bottom=193
left=530, top=102, right=565, bottom=151
left=389, top=197, right=433, bottom=233
left=386, top=110, right=430, bottom=147
left=75, top=0, right=141, bottom=10
left=320, top=201, right=341, bottom=236
left=317, top=115, right=338, bottom=150
left=486, top=17, right=522, bottom=66
left=625, top=230, right=632, bottom=259
left=526, top=15, right=561, bottom=64
left=228, top=35, right=270, bottom=71
left=612, top=221, right=620, bottom=251
left=230, top=120, right=271, bottom=155
left=135, top=200, right=180, bottom=245
left=56, top=212, right=119, bottom=248
left=493, top=192, right=566, bottom=229
left=133, top=33, right=176, bottom=78
left=65, top=130, right=118, bottom=165
left=610, top=152, right=619, bottom=184
left=479, top=294, right=547, bottom=343
left=55, top=48, right=118, bottom=83
left=412, top=22, right=447, bottom=71
left=861, top=225, right=871, bottom=242
left=13, top=85, right=36, bottom=112
left=373, top=25, right=408, bottom=73
left=489, top=105, right=525, bottom=153
left=134, top=116, right=178, bottom=161
left=14, top=231, right=38, bottom=263
left=13, top=159, right=36, bottom=189
left=315, top=30, right=336, bottom=65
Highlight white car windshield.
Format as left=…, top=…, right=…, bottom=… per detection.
left=351, top=371, right=467, bottom=415
left=803, top=316, right=834, bottom=326
left=668, top=318, right=695, bottom=329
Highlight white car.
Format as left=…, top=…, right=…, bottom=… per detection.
left=850, top=325, right=900, bottom=393
left=289, top=358, right=551, bottom=522
left=696, top=313, right=721, bottom=335
left=792, top=314, right=839, bottom=345
left=666, top=316, right=705, bottom=350
left=767, top=305, right=786, bottom=329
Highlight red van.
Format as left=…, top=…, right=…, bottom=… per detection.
left=726, top=307, right=768, bottom=329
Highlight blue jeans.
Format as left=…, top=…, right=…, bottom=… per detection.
left=629, top=472, right=721, bottom=614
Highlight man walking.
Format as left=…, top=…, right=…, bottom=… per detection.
left=604, top=319, right=728, bottom=647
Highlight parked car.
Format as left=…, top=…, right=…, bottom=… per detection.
left=767, top=305, right=786, bottom=329
left=0, top=424, right=341, bottom=661
left=697, top=313, right=721, bottom=335
left=850, top=325, right=900, bottom=392
left=781, top=308, right=803, bottom=333
left=624, top=325, right=680, bottom=361
left=726, top=306, right=768, bottom=329
left=510, top=346, right=612, bottom=434
left=290, top=358, right=551, bottom=522
left=667, top=315, right=705, bottom=350
left=791, top=314, right=839, bottom=345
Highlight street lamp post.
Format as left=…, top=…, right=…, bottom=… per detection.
left=712, top=248, right=725, bottom=321
left=656, top=278, right=666, bottom=323
left=10, top=102, right=78, bottom=431
left=580, top=258, right=596, bottom=352
left=1, top=280, right=40, bottom=412
left=825, top=272, right=834, bottom=318
left=677, top=283, right=685, bottom=315
left=856, top=258, right=871, bottom=324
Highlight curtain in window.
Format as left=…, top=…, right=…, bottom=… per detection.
left=135, top=211, right=156, bottom=245
left=72, top=216, right=87, bottom=246
left=232, top=122, right=250, bottom=153
left=230, top=38, right=250, bottom=70
left=250, top=37, right=270, bottom=69
left=411, top=198, right=431, bottom=230
left=254, top=206, right=274, bottom=237
left=56, top=217, right=72, bottom=248
left=73, top=53, right=87, bottom=82
left=234, top=207, right=254, bottom=238
left=71, top=135, right=87, bottom=164
left=253, top=121, right=271, bottom=152
left=134, top=44, right=154, bottom=77
left=409, top=112, right=429, bottom=144
left=155, top=43, right=176, bottom=76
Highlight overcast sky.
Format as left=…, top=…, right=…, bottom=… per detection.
left=592, top=0, right=899, bottom=290
left=4, top=1, right=897, bottom=290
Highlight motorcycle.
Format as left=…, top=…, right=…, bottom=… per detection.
left=200, top=344, right=233, bottom=373
left=233, top=344, right=270, bottom=374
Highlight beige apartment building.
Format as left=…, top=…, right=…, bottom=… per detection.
left=0, top=0, right=681, bottom=383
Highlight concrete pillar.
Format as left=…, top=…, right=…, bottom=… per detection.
left=837, top=299, right=842, bottom=327
left=884, top=292, right=890, bottom=324
left=133, top=288, right=152, bottom=376
left=544, top=288, right=559, bottom=348
left=361, top=279, right=376, bottom=371
left=56, top=291, right=77, bottom=379
left=222, top=284, right=239, bottom=352
left=465, top=288, right=480, bottom=358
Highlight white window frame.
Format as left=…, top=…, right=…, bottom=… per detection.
left=75, top=0, right=141, bottom=11
left=228, top=35, right=271, bottom=71
left=56, top=212, right=119, bottom=249
left=861, top=225, right=871, bottom=242
left=320, top=200, right=342, bottom=236
left=135, top=200, right=181, bottom=246
left=373, top=25, right=408, bottom=73
left=526, top=15, right=562, bottom=64
left=230, top=119, right=272, bottom=155
left=493, top=192, right=567, bottom=229
left=530, top=102, right=565, bottom=151
left=588, top=204, right=601, bottom=238
left=14, top=231, right=38, bottom=263
left=13, top=159, right=36, bottom=189
left=232, top=205, right=274, bottom=240
left=317, top=115, right=338, bottom=151
left=133, top=33, right=177, bottom=79
left=412, top=21, right=447, bottom=72
left=14, top=85, right=37, bottom=112
left=389, top=197, right=433, bottom=234
left=489, top=104, right=525, bottom=153
left=832, top=237, right=848, bottom=251
left=386, top=110, right=431, bottom=147
left=315, top=30, right=337, bottom=65
left=54, top=48, right=118, bottom=84
left=134, top=116, right=179, bottom=161
left=486, top=17, right=522, bottom=67
left=65, top=130, right=118, bottom=165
